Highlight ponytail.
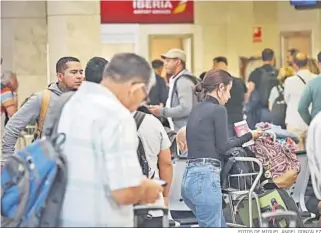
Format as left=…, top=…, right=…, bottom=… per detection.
left=194, top=82, right=207, bottom=102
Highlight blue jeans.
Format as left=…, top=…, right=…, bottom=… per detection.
left=181, top=159, right=227, bottom=228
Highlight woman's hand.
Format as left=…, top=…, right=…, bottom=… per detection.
left=251, top=129, right=263, bottom=140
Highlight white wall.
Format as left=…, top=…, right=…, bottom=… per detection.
left=277, top=2, right=321, bottom=57
left=100, top=24, right=203, bottom=75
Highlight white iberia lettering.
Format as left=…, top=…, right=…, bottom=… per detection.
left=132, top=0, right=172, bottom=9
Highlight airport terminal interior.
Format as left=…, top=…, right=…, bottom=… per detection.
left=1, top=0, right=321, bottom=228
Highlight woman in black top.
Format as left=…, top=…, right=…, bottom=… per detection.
left=181, top=69, right=261, bottom=227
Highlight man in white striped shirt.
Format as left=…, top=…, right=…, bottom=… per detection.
left=57, top=53, right=162, bottom=227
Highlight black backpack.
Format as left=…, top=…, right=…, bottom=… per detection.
left=134, top=111, right=155, bottom=178
left=221, top=147, right=257, bottom=190
left=271, top=85, right=287, bottom=129
left=257, top=69, right=278, bottom=107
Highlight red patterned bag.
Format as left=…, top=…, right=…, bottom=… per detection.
left=250, top=137, right=300, bottom=188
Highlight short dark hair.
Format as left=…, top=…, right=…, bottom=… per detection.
left=103, top=53, right=152, bottom=85
left=261, top=48, right=274, bottom=61
left=293, top=52, right=308, bottom=68
left=213, top=56, right=228, bottom=65
left=318, top=51, right=321, bottom=63
left=288, top=48, right=299, bottom=56
left=56, top=56, right=80, bottom=73
left=151, top=59, right=164, bottom=69
left=85, top=57, right=108, bottom=84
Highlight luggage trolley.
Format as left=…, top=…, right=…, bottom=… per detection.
left=223, top=157, right=263, bottom=228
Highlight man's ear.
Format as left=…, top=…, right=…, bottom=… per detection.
left=57, top=73, right=64, bottom=82
left=129, top=82, right=144, bottom=96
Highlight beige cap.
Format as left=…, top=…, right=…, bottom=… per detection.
left=161, top=48, right=186, bottom=62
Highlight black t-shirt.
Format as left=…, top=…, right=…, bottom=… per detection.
left=248, top=64, right=275, bottom=89
left=225, top=77, right=247, bottom=125
left=148, top=74, right=168, bottom=105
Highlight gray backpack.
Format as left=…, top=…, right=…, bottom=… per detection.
left=172, top=72, right=202, bottom=103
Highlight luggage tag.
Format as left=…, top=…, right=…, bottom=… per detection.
left=265, top=170, right=272, bottom=178
left=265, top=161, right=272, bottom=178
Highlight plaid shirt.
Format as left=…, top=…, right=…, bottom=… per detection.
left=58, top=82, right=143, bottom=227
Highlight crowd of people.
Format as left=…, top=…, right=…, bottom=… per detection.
left=1, top=47, right=321, bottom=227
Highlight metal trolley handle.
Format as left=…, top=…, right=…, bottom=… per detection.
left=261, top=210, right=297, bottom=228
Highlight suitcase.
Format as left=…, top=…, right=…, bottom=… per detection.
left=134, top=206, right=169, bottom=228
left=234, top=189, right=304, bottom=227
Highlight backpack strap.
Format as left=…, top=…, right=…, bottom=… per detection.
left=133, top=111, right=156, bottom=178
left=297, top=75, right=306, bottom=85
left=276, top=85, right=283, bottom=97
left=172, top=72, right=198, bottom=104
left=134, top=111, right=146, bottom=130
left=34, top=89, right=51, bottom=139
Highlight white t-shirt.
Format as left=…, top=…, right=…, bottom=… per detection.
left=137, top=113, right=171, bottom=217
left=284, top=69, right=316, bottom=130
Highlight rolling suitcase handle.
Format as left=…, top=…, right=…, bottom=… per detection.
left=261, top=210, right=297, bottom=228
left=134, top=206, right=169, bottom=228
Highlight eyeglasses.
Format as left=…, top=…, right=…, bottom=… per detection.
left=132, top=82, right=149, bottom=101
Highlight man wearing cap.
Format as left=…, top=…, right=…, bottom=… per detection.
left=149, top=48, right=197, bottom=132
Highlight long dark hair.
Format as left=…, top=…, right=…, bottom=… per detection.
left=194, top=69, right=232, bottom=101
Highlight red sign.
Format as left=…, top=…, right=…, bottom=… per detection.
left=253, top=26, right=262, bottom=43
left=100, top=0, right=194, bottom=24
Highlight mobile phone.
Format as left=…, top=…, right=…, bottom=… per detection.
left=153, top=179, right=168, bottom=186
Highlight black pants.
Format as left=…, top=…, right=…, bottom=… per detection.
left=137, top=215, right=163, bottom=228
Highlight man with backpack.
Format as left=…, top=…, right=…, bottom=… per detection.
left=284, top=52, right=316, bottom=149
left=149, top=48, right=198, bottom=132
left=245, top=49, right=278, bottom=128
left=134, top=110, right=173, bottom=227
left=2, top=57, right=84, bottom=157
left=268, top=67, right=295, bottom=129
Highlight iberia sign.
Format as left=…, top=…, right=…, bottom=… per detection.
left=100, top=0, right=194, bottom=24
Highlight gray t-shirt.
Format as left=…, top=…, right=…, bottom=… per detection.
left=137, top=113, right=171, bottom=217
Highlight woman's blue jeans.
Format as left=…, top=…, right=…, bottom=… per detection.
left=181, top=158, right=227, bottom=228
